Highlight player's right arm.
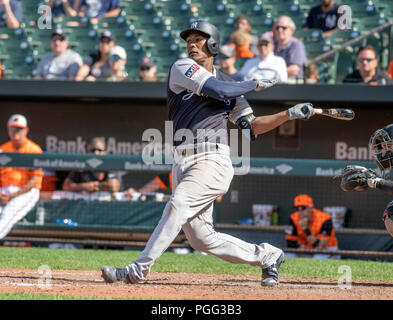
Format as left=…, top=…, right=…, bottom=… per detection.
left=251, top=103, right=315, bottom=135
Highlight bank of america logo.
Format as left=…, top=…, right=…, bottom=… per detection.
left=86, top=158, right=103, bottom=168
left=0, top=155, right=12, bottom=166
left=275, top=164, right=293, bottom=174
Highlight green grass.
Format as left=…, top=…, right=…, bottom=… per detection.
left=1, top=247, right=393, bottom=282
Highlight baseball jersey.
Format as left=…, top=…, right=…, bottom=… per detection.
left=0, top=138, right=44, bottom=189
left=33, top=49, right=83, bottom=80
left=167, top=58, right=236, bottom=146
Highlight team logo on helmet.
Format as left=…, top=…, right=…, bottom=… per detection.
left=190, top=21, right=199, bottom=29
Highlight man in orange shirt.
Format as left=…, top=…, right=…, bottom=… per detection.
left=285, top=194, right=339, bottom=259
left=0, top=114, right=44, bottom=239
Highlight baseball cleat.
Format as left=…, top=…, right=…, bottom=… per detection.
left=101, top=266, right=130, bottom=284
left=261, top=253, right=284, bottom=287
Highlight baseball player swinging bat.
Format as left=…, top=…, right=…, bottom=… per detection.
left=301, top=106, right=355, bottom=120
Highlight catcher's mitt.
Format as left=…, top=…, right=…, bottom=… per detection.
left=339, top=165, right=377, bottom=192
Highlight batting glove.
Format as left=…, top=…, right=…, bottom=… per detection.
left=254, top=79, right=279, bottom=91
left=288, top=102, right=315, bottom=120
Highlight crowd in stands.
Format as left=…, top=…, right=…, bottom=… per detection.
left=0, top=0, right=392, bottom=84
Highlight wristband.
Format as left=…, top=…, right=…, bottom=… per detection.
left=367, top=178, right=381, bottom=189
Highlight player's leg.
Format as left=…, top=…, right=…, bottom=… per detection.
left=182, top=205, right=283, bottom=268
left=0, top=188, right=40, bottom=239
left=101, top=152, right=235, bottom=284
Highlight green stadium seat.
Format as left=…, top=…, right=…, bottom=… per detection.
left=294, top=29, right=323, bottom=43
left=333, top=48, right=356, bottom=83
left=328, top=29, right=361, bottom=48
left=305, top=42, right=332, bottom=59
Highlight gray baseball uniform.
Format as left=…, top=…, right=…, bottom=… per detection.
left=123, top=58, right=283, bottom=283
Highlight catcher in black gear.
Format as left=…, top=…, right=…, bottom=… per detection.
left=339, top=123, right=393, bottom=237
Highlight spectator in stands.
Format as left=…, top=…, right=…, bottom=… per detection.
left=78, top=0, right=121, bottom=24
left=0, top=0, right=22, bottom=29
left=305, top=63, right=320, bottom=84
left=47, top=0, right=83, bottom=17
left=106, top=45, right=128, bottom=81
left=285, top=194, right=339, bottom=259
left=139, top=56, right=157, bottom=82
left=225, top=15, right=258, bottom=56
left=230, top=30, right=254, bottom=59
left=237, top=32, right=288, bottom=82
left=75, top=31, right=115, bottom=81
left=33, top=29, right=83, bottom=80
left=216, top=45, right=243, bottom=81
left=387, top=60, right=393, bottom=79
left=62, top=137, right=120, bottom=194
left=0, top=114, right=44, bottom=239
left=343, top=46, right=393, bottom=85
left=273, top=16, right=307, bottom=81
left=303, top=0, right=344, bottom=38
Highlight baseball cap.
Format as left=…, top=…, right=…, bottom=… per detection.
left=100, top=30, right=114, bottom=41
left=7, top=114, right=27, bottom=128
left=293, top=194, right=314, bottom=208
left=139, top=56, right=155, bottom=68
left=110, top=46, right=127, bottom=60
left=51, top=29, right=67, bottom=40
left=219, top=45, right=235, bottom=58
left=259, top=32, right=273, bottom=44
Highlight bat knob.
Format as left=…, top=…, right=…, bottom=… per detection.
left=301, top=106, right=308, bottom=114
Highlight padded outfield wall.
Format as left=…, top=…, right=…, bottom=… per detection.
left=0, top=81, right=392, bottom=229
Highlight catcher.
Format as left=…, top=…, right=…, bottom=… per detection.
left=339, top=123, right=393, bottom=236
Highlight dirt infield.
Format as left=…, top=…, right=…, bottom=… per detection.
left=1, top=269, right=393, bottom=299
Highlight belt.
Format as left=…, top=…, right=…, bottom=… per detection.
left=174, top=143, right=219, bottom=157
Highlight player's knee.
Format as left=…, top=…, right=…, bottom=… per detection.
left=187, top=230, right=217, bottom=251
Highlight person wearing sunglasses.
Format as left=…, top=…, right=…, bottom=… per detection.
left=62, top=137, right=120, bottom=194
left=139, top=56, right=157, bottom=82
left=106, top=45, right=128, bottom=82
left=237, top=32, right=288, bottom=83
left=343, top=45, right=393, bottom=85
left=0, top=114, right=44, bottom=239
left=216, top=45, right=244, bottom=81
left=33, top=29, right=83, bottom=80
left=272, top=16, right=307, bottom=81
left=285, top=194, right=339, bottom=259
left=75, top=31, right=115, bottom=81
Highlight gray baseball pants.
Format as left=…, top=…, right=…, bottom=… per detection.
left=126, top=143, right=283, bottom=283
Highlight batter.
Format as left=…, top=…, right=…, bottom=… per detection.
left=102, top=20, right=315, bottom=286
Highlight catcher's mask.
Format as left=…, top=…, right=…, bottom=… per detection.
left=180, top=20, right=220, bottom=56
left=383, top=201, right=393, bottom=237
left=369, top=124, right=393, bottom=177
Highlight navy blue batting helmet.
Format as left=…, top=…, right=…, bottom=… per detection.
left=180, top=20, right=220, bottom=56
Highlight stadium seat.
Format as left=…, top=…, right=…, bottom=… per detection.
left=305, top=42, right=332, bottom=59
left=333, top=48, right=356, bottom=83
left=328, top=29, right=361, bottom=48
left=294, top=29, right=323, bottom=43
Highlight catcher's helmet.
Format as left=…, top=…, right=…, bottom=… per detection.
left=383, top=200, right=393, bottom=237
left=369, top=124, right=393, bottom=176
left=180, top=20, right=220, bottom=56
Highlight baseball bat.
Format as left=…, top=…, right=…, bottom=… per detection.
left=301, top=106, right=355, bottom=120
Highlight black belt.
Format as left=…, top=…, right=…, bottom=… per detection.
left=176, top=144, right=219, bottom=157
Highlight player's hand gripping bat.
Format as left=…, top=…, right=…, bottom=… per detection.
left=302, top=106, right=355, bottom=120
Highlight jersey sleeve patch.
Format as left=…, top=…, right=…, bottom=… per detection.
left=184, top=63, right=200, bottom=79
